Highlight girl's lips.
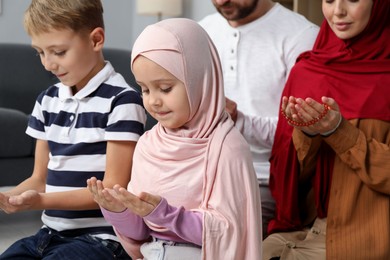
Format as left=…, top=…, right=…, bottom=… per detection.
left=153, top=111, right=171, bottom=120
left=156, top=111, right=169, bottom=116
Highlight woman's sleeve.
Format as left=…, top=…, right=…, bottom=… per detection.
left=101, top=207, right=150, bottom=241
left=292, top=129, right=323, bottom=181
left=324, top=119, right=390, bottom=195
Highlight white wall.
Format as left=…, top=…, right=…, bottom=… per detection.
left=0, top=0, right=215, bottom=50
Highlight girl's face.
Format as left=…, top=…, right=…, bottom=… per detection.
left=31, top=28, right=104, bottom=91
left=133, top=55, right=190, bottom=129
left=322, top=0, right=373, bottom=40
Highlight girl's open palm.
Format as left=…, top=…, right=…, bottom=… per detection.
left=112, top=185, right=161, bottom=217
left=87, top=177, right=162, bottom=216
left=87, top=177, right=126, bottom=213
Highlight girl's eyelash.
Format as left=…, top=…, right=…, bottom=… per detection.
left=161, top=87, right=172, bottom=93
left=140, top=86, right=172, bottom=95
left=55, top=51, right=66, bottom=56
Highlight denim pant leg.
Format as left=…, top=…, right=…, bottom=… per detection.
left=0, top=227, right=131, bottom=260
left=0, top=228, right=49, bottom=259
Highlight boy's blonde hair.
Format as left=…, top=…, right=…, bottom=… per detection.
left=24, top=0, right=104, bottom=36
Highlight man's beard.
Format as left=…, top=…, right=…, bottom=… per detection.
left=216, top=0, right=259, bottom=21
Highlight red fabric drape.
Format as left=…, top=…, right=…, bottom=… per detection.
left=268, top=0, right=390, bottom=234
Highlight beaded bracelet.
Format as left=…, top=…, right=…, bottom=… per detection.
left=281, top=104, right=330, bottom=127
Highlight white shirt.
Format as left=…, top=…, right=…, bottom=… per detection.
left=199, top=3, right=319, bottom=181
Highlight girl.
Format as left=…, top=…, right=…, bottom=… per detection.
left=88, top=18, right=262, bottom=259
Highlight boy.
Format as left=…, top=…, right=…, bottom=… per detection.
left=0, top=0, right=146, bottom=259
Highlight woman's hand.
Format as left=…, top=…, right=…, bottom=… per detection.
left=282, top=96, right=342, bottom=136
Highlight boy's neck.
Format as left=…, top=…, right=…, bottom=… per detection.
left=72, top=58, right=105, bottom=94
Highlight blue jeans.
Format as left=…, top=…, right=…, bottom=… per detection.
left=0, top=227, right=131, bottom=260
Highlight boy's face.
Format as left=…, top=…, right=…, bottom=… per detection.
left=31, top=28, right=104, bottom=90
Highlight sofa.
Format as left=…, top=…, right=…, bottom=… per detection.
left=0, top=43, right=156, bottom=252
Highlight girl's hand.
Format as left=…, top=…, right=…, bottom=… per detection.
left=112, top=185, right=161, bottom=217
left=87, top=177, right=126, bottom=213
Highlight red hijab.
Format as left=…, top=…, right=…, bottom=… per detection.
left=268, top=0, right=390, bottom=234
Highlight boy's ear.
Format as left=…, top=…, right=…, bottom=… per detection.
left=90, top=27, right=105, bottom=50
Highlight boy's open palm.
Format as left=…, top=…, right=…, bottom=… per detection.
left=1, top=190, right=40, bottom=213
left=0, top=192, right=10, bottom=212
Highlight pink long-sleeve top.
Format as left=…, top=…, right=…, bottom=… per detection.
left=101, top=197, right=203, bottom=246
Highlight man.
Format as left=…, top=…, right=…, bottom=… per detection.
left=199, top=0, right=319, bottom=238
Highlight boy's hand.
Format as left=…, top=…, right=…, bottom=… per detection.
left=113, top=185, right=161, bottom=217
left=1, top=190, right=40, bottom=213
left=0, top=192, right=10, bottom=213
left=87, top=177, right=126, bottom=213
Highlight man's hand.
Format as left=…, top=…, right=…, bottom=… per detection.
left=225, top=97, right=238, bottom=124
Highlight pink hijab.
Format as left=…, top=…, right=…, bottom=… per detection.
left=116, top=18, right=262, bottom=259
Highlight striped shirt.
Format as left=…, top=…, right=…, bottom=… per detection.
left=26, top=62, right=146, bottom=240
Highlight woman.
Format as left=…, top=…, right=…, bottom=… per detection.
left=87, top=18, right=262, bottom=259
left=263, top=0, right=390, bottom=259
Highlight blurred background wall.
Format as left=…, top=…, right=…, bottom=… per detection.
left=0, top=0, right=215, bottom=50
